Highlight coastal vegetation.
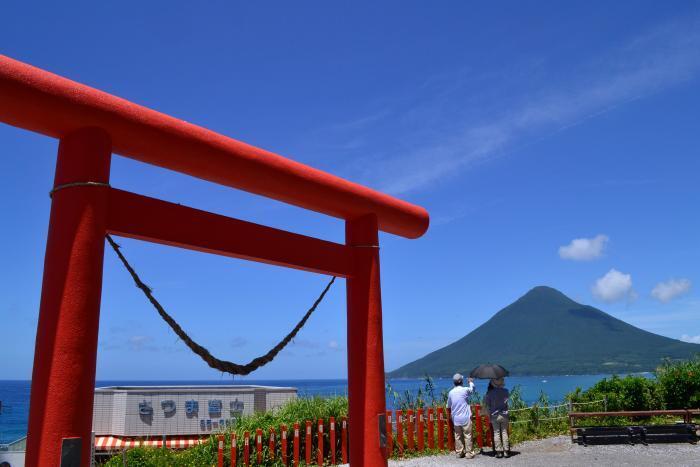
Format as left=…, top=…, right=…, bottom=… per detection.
left=103, top=396, right=348, bottom=466
left=104, top=358, right=700, bottom=465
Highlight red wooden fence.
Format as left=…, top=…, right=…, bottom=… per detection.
left=256, top=428, right=263, bottom=464
left=243, top=431, right=250, bottom=466
left=329, top=417, right=337, bottom=465
left=341, top=417, right=348, bottom=464
left=427, top=407, right=435, bottom=449
left=305, top=421, right=312, bottom=465
left=211, top=404, right=497, bottom=465
left=293, top=422, right=300, bottom=466
left=437, top=407, right=445, bottom=450
left=417, top=408, right=425, bottom=451
left=406, top=409, right=415, bottom=451
left=268, top=428, right=276, bottom=461
left=396, top=410, right=404, bottom=457
left=317, top=419, right=324, bottom=466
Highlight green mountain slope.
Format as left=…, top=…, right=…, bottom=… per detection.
left=389, top=286, right=700, bottom=377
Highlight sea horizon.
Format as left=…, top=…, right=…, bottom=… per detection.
left=1, top=374, right=628, bottom=444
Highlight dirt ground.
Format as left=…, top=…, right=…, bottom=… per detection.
left=389, top=435, right=700, bottom=466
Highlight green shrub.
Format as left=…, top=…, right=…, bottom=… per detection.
left=104, top=396, right=347, bottom=466
left=567, top=374, right=662, bottom=411
left=104, top=447, right=175, bottom=467
left=386, top=375, right=449, bottom=411
left=655, top=356, right=700, bottom=409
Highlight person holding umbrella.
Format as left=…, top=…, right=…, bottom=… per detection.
left=484, top=377, right=511, bottom=458
left=446, top=373, right=476, bottom=458
left=472, top=364, right=511, bottom=459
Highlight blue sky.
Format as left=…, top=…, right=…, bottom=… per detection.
left=1, top=1, right=699, bottom=380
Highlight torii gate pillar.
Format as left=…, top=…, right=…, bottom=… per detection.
left=346, top=214, right=387, bottom=466
left=26, top=128, right=112, bottom=466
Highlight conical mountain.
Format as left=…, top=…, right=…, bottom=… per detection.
left=389, top=286, right=700, bottom=377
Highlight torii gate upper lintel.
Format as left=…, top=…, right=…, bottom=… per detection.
left=0, top=55, right=429, bottom=467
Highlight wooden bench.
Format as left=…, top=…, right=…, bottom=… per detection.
left=569, top=409, right=700, bottom=446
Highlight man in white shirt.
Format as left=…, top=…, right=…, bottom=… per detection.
left=447, top=373, right=475, bottom=458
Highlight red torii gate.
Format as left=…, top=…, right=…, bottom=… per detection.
left=0, top=55, right=429, bottom=466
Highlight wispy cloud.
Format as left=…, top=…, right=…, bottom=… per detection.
left=614, top=299, right=700, bottom=333
left=328, top=15, right=700, bottom=195
left=101, top=334, right=161, bottom=352
left=128, top=335, right=157, bottom=351
left=290, top=338, right=320, bottom=349
left=329, top=110, right=392, bottom=132
left=651, top=278, right=692, bottom=303
left=230, top=336, right=248, bottom=348
left=680, top=334, right=700, bottom=344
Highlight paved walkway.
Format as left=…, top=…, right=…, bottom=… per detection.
left=389, top=436, right=700, bottom=466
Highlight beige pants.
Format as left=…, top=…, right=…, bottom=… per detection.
left=492, top=415, right=509, bottom=452
left=453, top=420, right=473, bottom=457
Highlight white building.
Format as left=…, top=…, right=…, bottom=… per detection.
left=92, top=385, right=296, bottom=451
left=0, top=385, right=297, bottom=466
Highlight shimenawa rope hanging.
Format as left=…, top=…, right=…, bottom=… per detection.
left=106, top=234, right=335, bottom=375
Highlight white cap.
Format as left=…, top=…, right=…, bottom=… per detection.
left=453, top=373, right=463, bottom=384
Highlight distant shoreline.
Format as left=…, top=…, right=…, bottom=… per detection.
left=0, top=372, right=654, bottom=383
left=385, top=371, right=654, bottom=380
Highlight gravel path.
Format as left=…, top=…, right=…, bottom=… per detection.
left=389, top=436, right=700, bottom=466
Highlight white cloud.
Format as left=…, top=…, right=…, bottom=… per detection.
left=328, top=340, right=340, bottom=351
left=230, top=336, right=248, bottom=348
left=559, top=235, right=609, bottom=261
left=345, top=16, right=700, bottom=195
left=680, top=334, right=700, bottom=344
left=681, top=334, right=700, bottom=344
left=592, top=269, right=634, bottom=302
left=291, top=338, right=319, bottom=349
left=652, top=278, right=692, bottom=303
left=128, top=335, right=156, bottom=352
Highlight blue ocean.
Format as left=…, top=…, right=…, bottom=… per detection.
left=0, top=375, right=615, bottom=444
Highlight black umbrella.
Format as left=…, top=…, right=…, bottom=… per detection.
left=469, top=364, right=509, bottom=379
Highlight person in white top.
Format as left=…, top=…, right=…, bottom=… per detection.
left=446, top=373, right=476, bottom=458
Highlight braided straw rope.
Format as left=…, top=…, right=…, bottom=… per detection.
left=106, top=234, right=335, bottom=375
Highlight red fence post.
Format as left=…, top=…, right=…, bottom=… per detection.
left=293, top=423, right=300, bottom=467
left=406, top=409, right=415, bottom=451
left=231, top=432, right=237, bottom=466
left=341, top=417, right=348, bottom=464
left=217, top=434, right=224, bottom=467
left=281, top=425, right=288, bottom=466
left=447, top=408, right=455, bottom=452
left=305, top=420, right=312, bottom=465
left=437, top=407, right=445, bottom=450
left=474, top=405, right=483, bottom=449
left=386, top=411, right=393, bottom=457
left=346, top=214, right=388, bottom=467
left=269, top=427, right=276, bottom=461
left=256, top=428, right=263, bottom=464
left=25, top=128, right=111, bottom=467
left=484, top=416, right=493, bottom=448
left=417, top=409, right=425, bottom=451
left=244, top=431, right=250, bottom=466
left=427, top=408, right=435, bottom=449
left=317, top=419, right=324, bottom=466
left=329, top=417, right=336, bottom=465
left=396, top=410, right=404, bottom=457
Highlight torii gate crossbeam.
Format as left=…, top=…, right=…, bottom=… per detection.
left=0, top=55, right=429, bottom=467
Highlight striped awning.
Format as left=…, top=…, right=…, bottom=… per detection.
left=94, top=435, right=205, bottom=451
